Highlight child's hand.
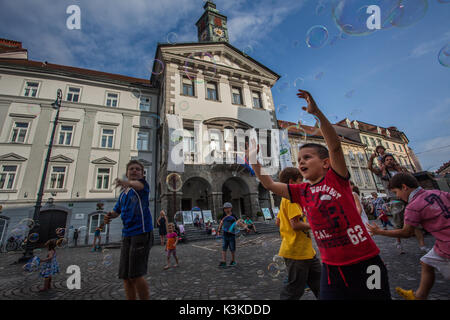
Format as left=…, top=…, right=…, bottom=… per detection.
left=104, top=212, right=114, bottom=225
left=366, top=222, right=380, bottom=235
left=113, top=178, right=128, bottom=189
left=296, top=89, right=320, bottom=115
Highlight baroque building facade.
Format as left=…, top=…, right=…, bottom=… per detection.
left=0, top=39, right=158, bottom=247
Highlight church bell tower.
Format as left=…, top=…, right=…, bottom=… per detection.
left=195, top=1, right=229, bottom=43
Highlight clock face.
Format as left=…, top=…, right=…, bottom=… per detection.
left=214, top=27, right=224, bottom=38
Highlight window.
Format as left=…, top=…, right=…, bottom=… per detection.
left=232, top=87, right=242, bottom=105
left=182, top=78, right=194, bottom=96
left=139, top=96, right=151, bottom=112
left=358, top=152, right=366, bottom=166
left=352, top=168, right=362, bottom=185
left=66, top=87, right=80, bottom=102
left=0, top=165, right=17, bottom=190
left=183, top=130, right=195, bottom=153
left=386, top=142, right=390, bottom=149
left=10, top=122, right=29, bottom=143
left=137, top=132, right=149, bottom=151
left=376, top=138, right=382, bottom=146
left=23, top=81, right=39, bottom=97
left=252, top=91, right=262, bottom=108
left=89, top=214, right=107, bottom=234
left=363, top=169, right=371, bottom=185
left=369, top=137, right=376, bottom=147
left=348, top=150, right=355, bottom=160
left=100, top=129, right=114, bottom=148
left=96, top=168, right=110, bottom=190
left=57, top=125, right=73, bottom=145
left=106, top=93, right=118, bottom=107
left=206, top=82, right=218, bottom=101
left=49, top=166, right=66, bottom=189
left=0, top=217, right=7, bottom=244
left=393, top=144, right=397, bottom=151
left=362, top=136, right=368, bottom=145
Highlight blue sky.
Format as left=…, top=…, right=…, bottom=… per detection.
left=0, top=0, right=449, bottom=171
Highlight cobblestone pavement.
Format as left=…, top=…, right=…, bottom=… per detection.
left=0, top=230, right=448, bottom=300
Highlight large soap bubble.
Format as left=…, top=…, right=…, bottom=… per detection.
left=438, top=44, right=450, bottom=67
left=306, top=25, right=329, bottom=48
left=331, top=0, right=399, bottom=36
left=388, top=0, right=428, bottom=28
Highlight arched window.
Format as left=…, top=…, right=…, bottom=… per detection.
left=89, top=213, right=108, bottom=235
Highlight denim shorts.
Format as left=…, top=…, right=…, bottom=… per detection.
left=222, top=233, right=236, bottom=252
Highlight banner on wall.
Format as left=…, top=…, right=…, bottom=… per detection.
left=279, top=129, right=293, bottom=170
left=261, top=208, right=272, bottom=220
left=167, top=114, right=184, bottom=173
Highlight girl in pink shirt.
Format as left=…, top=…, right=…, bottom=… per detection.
left=367, top=173, right=450, bottom=300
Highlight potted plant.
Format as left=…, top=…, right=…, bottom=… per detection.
left=256, top=211, right=264, bottom=222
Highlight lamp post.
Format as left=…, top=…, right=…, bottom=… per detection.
left=18, top=89, right=62, bottom=263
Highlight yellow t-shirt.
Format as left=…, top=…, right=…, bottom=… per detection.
left=278, top=197, right=316, bottom=260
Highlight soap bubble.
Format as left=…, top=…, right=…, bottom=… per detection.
left=306, top=25, right=329, bottom=48
left=277, top=81, right=290, bottom=93
left=267, top=263, right=280, bottom=277
left=242, top=45, right=254, bottom=57
left=292, top=39, right=301, bottom=48
left=166, top=173, right=183, bottom=192
left=316, top=3, right=326, bottom=15
left=293, top=77, right=304, bottom=87
left=388, top=0, right=428, bottom=28
left=28, top=233, right=39, bottom=243
left=146, top=59, right=165, bottom=76
left=384, top=200, right=405, bottom=215
left=56, top=228, right=66, bottom=238
left=276, top=104, right=288, bottom=114
left=103, top=254, right=113, bottom=267
left=273, top=255, right=286, bottom=271
left=167, top=32, right=178, bottom=44
left=179, top=100, right=190, bottom=112
left=256, top=270, right=264, bottom=276
left=438, top=44, right=450, bottom=67
left=345, top=89, right=355, bottom=98
left=131, top=88, right=141, bottom=99
left=331, top=0, right=399, bottom=36
left=56, top=238, right=67, bottom=249
left=20, top=218, right=35, bottom=230
left=314, top=71, right=325, bottom=80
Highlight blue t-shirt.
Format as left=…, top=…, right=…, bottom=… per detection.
left=113, top=179, right=153, bottom=237
left=222, top=215, right=237, bottom=235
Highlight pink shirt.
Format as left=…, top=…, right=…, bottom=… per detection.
left=404, top=188, right=450, bottom=259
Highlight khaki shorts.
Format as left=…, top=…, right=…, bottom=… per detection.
left=118, top=231, right=153, bottom=279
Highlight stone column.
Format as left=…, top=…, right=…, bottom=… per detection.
left=248, top=192, right=261, bottom=219
left=211, top=192, right=223, bottom=221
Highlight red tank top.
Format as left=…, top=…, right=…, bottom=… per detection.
left=288, top=168, right=379, bottom=266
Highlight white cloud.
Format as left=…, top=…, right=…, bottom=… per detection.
left=409, top=31, right=450, bottom=58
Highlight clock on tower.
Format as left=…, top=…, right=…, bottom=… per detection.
left=195, top=1, right=229, bottom=43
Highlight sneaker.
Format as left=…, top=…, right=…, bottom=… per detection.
left=419, top=246, right=429, bottom=252
left=396, top=287, right=416, bottom=300
left=218, top=262, right=227, bottom=268
left=229, top=261, right=236, bottom=266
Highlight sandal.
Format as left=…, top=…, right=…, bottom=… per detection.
left=163, top=265, right=170, bottom=270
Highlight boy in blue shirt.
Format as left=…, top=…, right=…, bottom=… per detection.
left=104, top=160, right=154, bottom=300
left=217, top=202, right=237, bottom=267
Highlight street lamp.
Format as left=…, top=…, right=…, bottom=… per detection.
left=18, top=89, right=63, bottom=263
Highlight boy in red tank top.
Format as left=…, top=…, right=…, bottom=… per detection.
left=246, top=89, right=391, bottom=300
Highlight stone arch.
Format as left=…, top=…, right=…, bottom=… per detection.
left=221, top=176, right=254, bottom=219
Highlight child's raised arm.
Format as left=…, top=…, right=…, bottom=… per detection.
left=297, top=89, right=348, bottom=178
left=246, top=140, right=290, bottom=200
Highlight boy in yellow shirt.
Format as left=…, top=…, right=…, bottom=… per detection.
left=276, top=167, right=321, bottom=299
